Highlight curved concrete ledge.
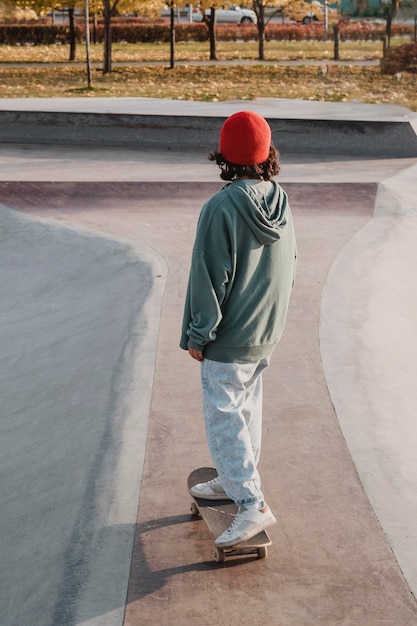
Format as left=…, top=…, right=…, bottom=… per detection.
left=0, top=97, right=417, bottom=157
left=320, top=163, right=417, bottom=596
left=0, top=204, right=166, bottom=625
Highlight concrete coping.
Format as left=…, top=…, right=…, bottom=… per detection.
left=0, top=96, right=416, bottom=122
left=1, top=97, right=417, bottom=158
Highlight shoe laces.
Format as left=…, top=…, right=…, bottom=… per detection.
left=225, top=507, right=245, bottom=534
left=206, top=476, right=221, bottom=486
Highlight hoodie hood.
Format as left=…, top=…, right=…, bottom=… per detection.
left=225, top=179, right=288, bottom=245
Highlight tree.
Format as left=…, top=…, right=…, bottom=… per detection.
left=252, top=0, right=269, bottom=61
left=84, top=0, right=93, bottom=86
left=194, top=0, right=230, bottom=61
left=10, top=0, right=82, bottom=61
left=67, top=2, right=77, bottom=61
left=101, top=0, right=161, bottom=73
left=135, top=0, right=189, bottom=69
left=102, top=0, right=113, bottom=72
left=252, top=0, right=293, bottom=61
left=169, top=0, right=174, bottom=67
left=0, top=1, right=37, bottom=21
left=253, top=0, right=343, bottom=60
left=201, top=5, right=217, bottom=60
left=383, top=0, right=400, bottom=45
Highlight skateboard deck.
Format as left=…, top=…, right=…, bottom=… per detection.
left=187, top=467, right=271, bottom=562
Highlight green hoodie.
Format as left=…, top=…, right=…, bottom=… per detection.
left=180, top=178, right=297, bottom=362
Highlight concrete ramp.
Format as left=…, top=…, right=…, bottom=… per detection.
left=1, top=98, right=417, bottom=158
left=0, top=205, right=165, bottom=625
left=320, top=163, right=417, bottom=595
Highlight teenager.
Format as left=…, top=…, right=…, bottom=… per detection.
left=180, top=110, right=297, bottom=547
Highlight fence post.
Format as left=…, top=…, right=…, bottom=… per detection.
left=333, top=24, right=339, bottom=61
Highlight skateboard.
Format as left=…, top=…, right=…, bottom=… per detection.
left=187, top=466, right=271, bottom=562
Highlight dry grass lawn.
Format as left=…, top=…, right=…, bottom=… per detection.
left=0, top=40, right=416, bottom=109
left=0, top=40, right=389, bottom=63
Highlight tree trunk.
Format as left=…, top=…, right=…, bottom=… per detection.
left=333, top=24, right=340, bottom=60
left=253, top=1, right=265, bottom=61
left=170, top=2, right=175, bottom=68
left=68, top=7, right=76, bottom=61
left=385, top=12, right=392, bottom=47
left=258, top=19, right=265, bottom=61
left=384, top=0, right=398, bottom=48
left=84, top=0, right=92, bottom=87
left=208, top=8, right=217, bottom=61
left=93, top=14, right=97, bottom=44
left=103, top=0, right=112, bottom=74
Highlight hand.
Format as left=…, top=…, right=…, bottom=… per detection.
left=188, top=347, right=204, bottom=362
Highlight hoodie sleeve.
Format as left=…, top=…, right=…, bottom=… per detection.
left=180, top=198, right=233, bottom=352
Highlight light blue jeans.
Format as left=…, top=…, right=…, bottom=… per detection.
left=200, top=357, right=270, bottom=509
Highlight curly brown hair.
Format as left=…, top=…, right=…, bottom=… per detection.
left=208, top=143, right=281, bottom=181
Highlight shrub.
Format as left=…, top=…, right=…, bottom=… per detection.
left=110, top=23, right=171, bottom=43
left=0, top=19, right=413, bottom=46
left=176, top=23, right=208, bottom=42
left=265, top=23, right=324, bottom=42
left=381, top=42, right=417, bottom=74
left=338, top=20, right=413, bottom=42
left=0, top=22, right=212, bottom=45
left=0, top=24, right=75, bottom=45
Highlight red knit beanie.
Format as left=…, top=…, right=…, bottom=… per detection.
left=219, top=110, right=272, bottom=166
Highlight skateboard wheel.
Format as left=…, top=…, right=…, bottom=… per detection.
left=190, top=502, right=199, bottom=516
left=257, top=546, right=267, bottom=559
left=214, top=548, right=225, bottom=563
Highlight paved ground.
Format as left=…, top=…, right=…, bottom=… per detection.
left=1, top=99, right=417, bottom=626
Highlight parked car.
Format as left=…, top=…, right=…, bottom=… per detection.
left=192, top=4, right=257, bottom=24
left=286, top=1, right=338, bottom=24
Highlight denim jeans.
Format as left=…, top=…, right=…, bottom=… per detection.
left=200, top=357, right=270, bottom=509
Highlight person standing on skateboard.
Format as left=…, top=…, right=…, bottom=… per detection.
left=180, top=111, right=297, bottom=548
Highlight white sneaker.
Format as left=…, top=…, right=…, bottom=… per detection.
left=190, top=476, right=232, bottom=500
left=215, top=505, right=276, bottom=547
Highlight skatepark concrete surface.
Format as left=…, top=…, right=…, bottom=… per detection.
left=1, top=97, right=417, bottom=626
